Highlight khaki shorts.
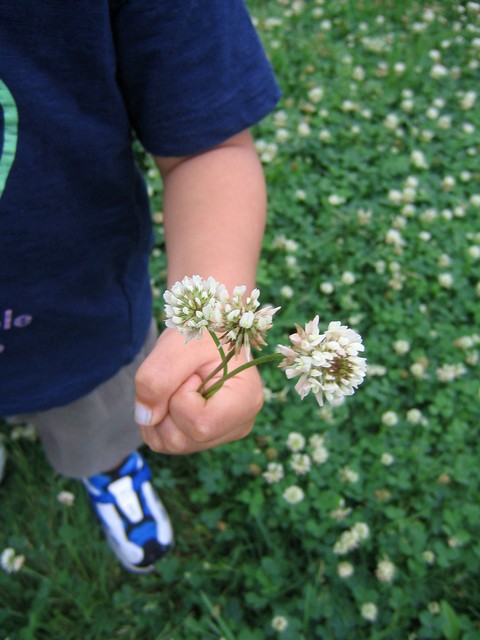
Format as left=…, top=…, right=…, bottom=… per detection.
left=14, top=321, right=158, bottom=479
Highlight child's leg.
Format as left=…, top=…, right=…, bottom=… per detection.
left=14, top=321, right=173, bottom=572
left=15, top=321, right=157, bottom=478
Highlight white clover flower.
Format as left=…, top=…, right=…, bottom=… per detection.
left=470, top=194, right=480, bottom=208
left=283, top=485, right=305, bottom=505
left=410, top=361, right=428, bottom=379
left=320, top=281, right=334, bottom=295
left=430, top=63, right=449, bottom=79
left=442, top=176, right=456, bottom=191
left=276, top=128, right=290, bottom=143
left=290, top=453, right=311, bottom=476
left=376, top=557, right=396, bottom=582
left=437, top=114, right=452, bottom=129
left=406, top=408, right=423, bottom=424
left=286, top=431, right=306, bottom=452
left=340, top=466, right=359, bottom=483
left=308, top=86, right=324, bottom=103
left=328, top=194, right=346, bottom=206
left=385, top=228, right=405, bottom=247
left=352, top=522, right=370, bottom=541
left=375, top=260, right=386, bottom=274
left=352, top=66, right=365, bottom=81
left=438, top=253, right=451, bottom=268
left=436, top=363, right=466, bottom=382
left=367, top=364, right=387, bottom=377
left=312, top=445, right=329, bottom=465
left=1, top=547, right=25, bottom=574
left=271, top=615, right=289, bottom=632
left=341, top=271, right=356, bottom=285
left=57, top=491, right=75, bottom=506
left=263, top=463, right=284, bottom=484
left=361, top=603, right=378, bottom=622
left=393, top=340, right=410, bottom=355
left=330, top=499, right=352, bottom=522
left=411, top=150, right=429, bottom=169
left=274, top=110, right=288, bottom=127
left=438, top=273, right=454, bottom=289
left=460, top=91, right=476, bottom=110
left=337, top=562, right=354, bottom=578
left=280, top=285, right=294, bottom=299
left=428, top=602, right=441, bottom=615
left=163, top=275, right=225, bottom=341
left=420, top=129, right=434, bottom=142
left=468, top=246, right=480, bottom=260
left=382, top=411, right=399, bottom=427
left=422, top=550, right=436, bottom=565
left=381, top=452, right=395, bottom=466
left=297, top=122, right=311, bottom=137
left=309, top=434, right=325, bottom=448
left=10, top=423, right=37, bottom=441
left=319, top=129, right=331, bottom=142
left=388, top=189, right=403, bottom=203
left=278, top=318, right=366, bottom=407
left=216, top=286, right=280, bottom=358
left=333, top=530, right=359, bottom=555
left=357, top=208, right=372, bottom=224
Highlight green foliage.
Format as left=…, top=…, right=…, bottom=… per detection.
left=2, top=1, right=480, bottom=638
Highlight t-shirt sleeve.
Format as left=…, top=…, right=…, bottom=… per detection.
left=112, top=0, right=281, bottom=156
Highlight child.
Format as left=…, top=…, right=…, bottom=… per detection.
left=0, top=0, right=280, bottom=572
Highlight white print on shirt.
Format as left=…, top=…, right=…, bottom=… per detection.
left=0, top=309, right=33, bottom=355
left=0, top=79, right=19, bottom=201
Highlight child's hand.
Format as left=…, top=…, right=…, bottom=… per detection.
left=134, top=328, right=264, bottom=454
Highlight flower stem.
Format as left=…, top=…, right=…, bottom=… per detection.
left=202, top=352, right=283, bottom=399
left=197, top=346, right=237, bottom=395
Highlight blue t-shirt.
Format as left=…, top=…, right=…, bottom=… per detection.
left=0, top=0, right=280, bottom=415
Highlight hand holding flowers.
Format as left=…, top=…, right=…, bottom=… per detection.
left=164, top=275, right=367, bottom=406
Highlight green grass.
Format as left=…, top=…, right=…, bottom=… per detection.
left=2, top=1, right=480, bottom=638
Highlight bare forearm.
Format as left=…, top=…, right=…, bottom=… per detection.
left=155, top=130, right=267, bottom=291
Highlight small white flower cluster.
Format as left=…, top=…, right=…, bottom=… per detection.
left=375, top=556, right=396, bottom=582
left=277, top=318, right=367, bottom=406
left=57, top=490, right=75, bottom=506
left=164, top=276, right=279, bottom=358
left=1, top=547, right=25, bottom=573
left=333, top=521, right=370, bottom=555
left=361, top=602, right=378, bottom=622
left=264, top=432, right=329, bottom=490
left=283, top=484, right=305, bottom=504
left=436, top=362, right=467, bottom=382
left=263, top=462, right=284, bottom=484
left=271, top=615, right=289, bottom=632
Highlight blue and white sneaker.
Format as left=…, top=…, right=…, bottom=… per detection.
left=83, top=451, right=173, bottom=573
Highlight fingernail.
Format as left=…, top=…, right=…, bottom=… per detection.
left=134, top=402, right=153, bottom=426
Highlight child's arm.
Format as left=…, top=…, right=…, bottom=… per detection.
left=135, top=129, right=267, bottom=454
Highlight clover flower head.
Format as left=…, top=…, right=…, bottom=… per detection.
left=271, top=615, right=289, bottom=632
left=1, top=547, right=25, bottom=574
left=277, top=317, right=367, bottom=406
left=163, top=275, right=226, bottom=341
left=283, top=485, right=305, bottom=504
left=361, top=602, right=378, bottom=622
left=216, top=286, right=280, bottom=358
left=263, top=462, right=284, bottom=484
left=376, top=557, right=396, bottom=583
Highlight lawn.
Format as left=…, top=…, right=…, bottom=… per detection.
left=1, top=1, right=479, bottom=638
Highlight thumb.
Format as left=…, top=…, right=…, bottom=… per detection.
left=134, top=329, right=190, bottom=426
